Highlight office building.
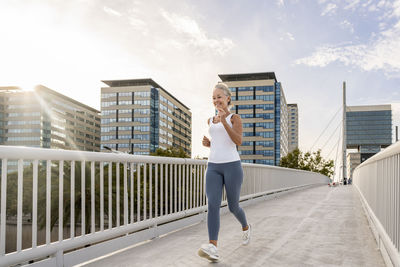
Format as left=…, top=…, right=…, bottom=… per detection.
left=0, top=85, right=101, bottom=151
left=287, top=103, right=299, bottom=153
left=100, top=79, right=191, bottom=156
left=346, top=104, right=392, bottom=178
left=218, top=72, right=288, bottom=166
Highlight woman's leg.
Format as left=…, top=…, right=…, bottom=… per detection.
left=223, top=161, right=248, bottom=228
left=205, top=164, right=224, bottom=244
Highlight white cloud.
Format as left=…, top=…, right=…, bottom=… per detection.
left=160, top=9, right=234, bottom=56
left=295, top=22, right=400, bottom=75
left=103, top=6, right=122, bottom=17
left=277, top=0, right=285, bottom=7
left=340, top=20, right=354, bottom=33
left=286, top=32, right=295, bottom=40
left=377, top=0, right=386, bottom=8
left=368, top=4, right=378, bottom=12
left=344, top=0, right=360, bottom=10
left=392, top=0, right=400, bottom=17
left=321, top=3, right=337, bottom=16
left=128, top=16, right=148, bottom=35
left=296, top=0, right=400, bottom=76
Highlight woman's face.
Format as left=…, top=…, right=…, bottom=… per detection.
left=212, top=88, right=230, bottom=110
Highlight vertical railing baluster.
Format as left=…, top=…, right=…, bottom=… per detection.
left=174, top=164, right=177, bottom=213
left=197, top=165, right=201, bottom=205
left=91, top=161, right=95, bottom=234
left=46, top=160, right=51, bottom=244
left=178, top=164, right=181, bottom=212
left=187, top=164, right=189, bottom=210
left=165, top=164, right=168, bottom=215
left=196, top=164, right=200, bottom=207
left=17, top=159, right=23, bottom=251
left=137, top=163, right=141, bottom=222
left=71, top=161, right=75, bottom=238
left=116, top=162, right=120, bottom=227
left=32, top=160, right=38, bottom=247
left=144, top=163, right=147, bottom=220
left=100, top=162, right=104, bottom=231
left=123, top=162, right=128, bottom=226
left=150, top=163, right=153, bottom=219
left=170, top=164, right=173, bottom=214
left=130, top=162, right=134, bottom=224
left=0, top=159, right=7, bottom=255
left=155, top=163, right=158, bottom=218
left=160, top=163, right=163, bottom=216
left=108, top=162, right=112, bottom=229
left=189, top=164, right=194, bottom=209
left=59, top=160, right=64, bottom=242
left=81, top=161, right=85, bottom=236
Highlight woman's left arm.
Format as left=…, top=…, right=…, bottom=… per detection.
left=221, top=114, right=243, bottom=146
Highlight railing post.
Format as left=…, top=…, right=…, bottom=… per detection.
left=0, top=159, right=7, bottom=255
left=55, top=250, right=63, bottom=267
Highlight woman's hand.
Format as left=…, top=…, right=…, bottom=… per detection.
left=216, top=106, right=228, bottom=121
left=202, top=136, right=211, bottom=147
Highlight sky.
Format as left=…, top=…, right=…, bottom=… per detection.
left=1, top=0, right=400, bottom=169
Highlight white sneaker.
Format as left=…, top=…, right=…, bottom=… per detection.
left=198, top=243, right=220, bottom=262
left=242, top=224, right=252, bottom=245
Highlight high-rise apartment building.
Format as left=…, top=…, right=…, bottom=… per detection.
left=0, top=85, right=101, bottom=151
left=346, top=104, right=392, bottom=178
left=100, top=79, right=191, bottom=156
left=218, top=72, right=288, bottom=166
left=287, top=103, right=299, bottom=153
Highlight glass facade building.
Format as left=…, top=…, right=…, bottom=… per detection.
left=100, top=79, right=191, bottom=156
left=219, top=72, right=288, bottom=166
left=0, top=85, right=100, bottom=151
left=346, top=105, right=392, bottom=178
left=287, top=103, right=299, bottom=153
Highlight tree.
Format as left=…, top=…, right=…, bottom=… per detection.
left=150, top=146, right=189, bottom=158
left=280, top=148, right=334, bottom=177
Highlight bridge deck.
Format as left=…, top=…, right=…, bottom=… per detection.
left=81, top=185, right=385, bottom=267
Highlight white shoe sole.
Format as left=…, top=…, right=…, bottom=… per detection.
left=198, top=248, right=220, bottom=262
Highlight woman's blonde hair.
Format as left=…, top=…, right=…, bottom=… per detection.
left=214, top=82, right=234, bottom=109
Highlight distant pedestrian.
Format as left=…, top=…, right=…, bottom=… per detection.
left=198, top=83, right=251, bottom=262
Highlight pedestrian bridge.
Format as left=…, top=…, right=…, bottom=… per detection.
left=0, top=142, right=399, bottom=267
left=82, top=185, right=383, bottom=267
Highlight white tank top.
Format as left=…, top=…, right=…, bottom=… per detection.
left=208, top=113, right=241, bottom=163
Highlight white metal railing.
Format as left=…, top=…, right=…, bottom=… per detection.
left=0, top=145, right=329, bottom=267
left=353, top=141, right=400, bottom=267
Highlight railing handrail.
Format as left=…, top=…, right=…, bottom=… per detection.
left=0, top=145, right=329, bottom=267
left=0, top=145, right=323, bottom=174
left=355, top=141, right=400, bottom=169
left=352, top=141, right=400, bottom=267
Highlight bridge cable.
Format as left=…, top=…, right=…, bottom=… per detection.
left=309, top=106, right=342, bottom=152
left=320, top=119, right=342, bottom=155
left=327, top=122, right=342, bottom=159
left=333, top=131, right=341, bottom=182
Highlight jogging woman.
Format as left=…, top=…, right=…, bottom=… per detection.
left=198, top=82, right=251, bottom=262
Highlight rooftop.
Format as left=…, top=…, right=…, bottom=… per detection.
left=346, top=104, right=391, bottom=112
left=219, top=72, right=277, bottom=82
left=101, top=78, right=190, bottom=111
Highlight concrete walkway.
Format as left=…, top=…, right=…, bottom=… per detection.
left=82, top=185, right=385, bottom=267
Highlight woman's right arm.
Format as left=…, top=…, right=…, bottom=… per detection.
left=202, top=118, right=211, bottom=147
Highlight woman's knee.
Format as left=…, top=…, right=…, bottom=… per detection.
left=208, top=199, right=221, bottom=212
left=228, top=203, right=240, bottom=214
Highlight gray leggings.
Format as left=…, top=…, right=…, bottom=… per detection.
left=206, top=160, right=248, bottom=241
